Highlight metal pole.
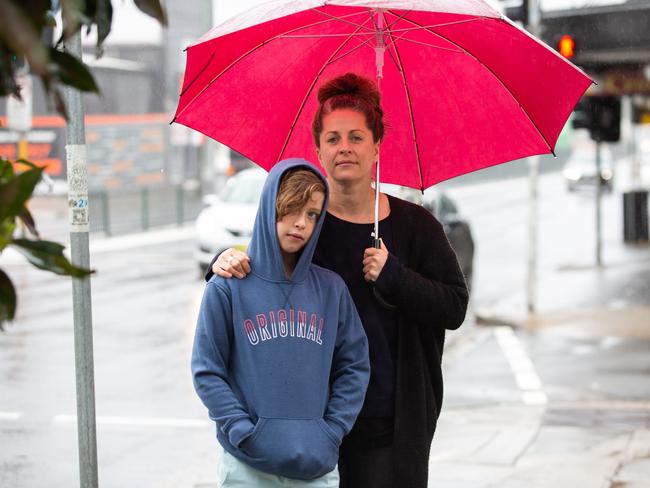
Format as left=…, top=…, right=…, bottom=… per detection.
left=595, top=141, right=602, bottom=266
left=526, top=155, right=539, bottom=313
left=63, top=32, right=99, bottom=488
left=526, top=0, right=541, bottom=314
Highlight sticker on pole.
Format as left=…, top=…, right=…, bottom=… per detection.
left=66, top=144, right=89, bottom=233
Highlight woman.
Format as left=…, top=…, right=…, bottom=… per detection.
left=209, top=73, right=468, bottom=488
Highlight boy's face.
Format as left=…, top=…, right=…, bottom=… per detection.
left=276, top=191, right=325, bottom=256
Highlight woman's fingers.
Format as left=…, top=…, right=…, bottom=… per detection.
left=212, top=248, right=251, bottom=279
left=239, top=254, right=251, bottom=274
left=363, top=244, right=388, bottom=282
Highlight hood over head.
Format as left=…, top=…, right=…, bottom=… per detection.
left=247, top=158, right=329, bottom=283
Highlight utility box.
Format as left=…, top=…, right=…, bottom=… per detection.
left=623, top=191, right=649, bottom=243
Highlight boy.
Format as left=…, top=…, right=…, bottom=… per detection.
left=192, top=159, right=370, bottom=487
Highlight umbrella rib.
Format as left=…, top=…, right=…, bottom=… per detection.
left=324, top=10, right=380, bottom=66
left=280, top=32, right=375, bottom=38
left=385, top=32, right=462, bottom=53
left=396, top=15, right=554, bottom=153
left=382, top=17, right=484, bottom=34
left=177, top=50, right=216, bottom=100
left=383, top=12, right=425, bottom=191
left=328, top=34, right=376, bottom=65
left=175, top=11, right=372, bottom=121
left=312, top=7, right=376, bottom=33
left=385, top=9, right=413, bottom=31
left=276, top=21, right=370, bottom=162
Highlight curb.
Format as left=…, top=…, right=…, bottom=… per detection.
left=474, top=307, right=525, bottom=329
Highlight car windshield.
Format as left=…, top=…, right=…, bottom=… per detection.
left=220, top=172, right=266, bottom=204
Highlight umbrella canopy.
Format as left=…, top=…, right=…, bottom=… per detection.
left=174, top=0, right=592, bottom=190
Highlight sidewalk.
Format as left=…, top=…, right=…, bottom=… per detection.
left=474, top=239, right=650, bottom=341
left=434, top=231, right=650, bottom=487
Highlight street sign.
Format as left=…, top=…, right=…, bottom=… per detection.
left=6, top=74, right=33, bottom=132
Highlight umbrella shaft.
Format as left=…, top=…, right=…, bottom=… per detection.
left=374, top=9, right=385, bottom=80
left=374, top=153, right=380, bottom=246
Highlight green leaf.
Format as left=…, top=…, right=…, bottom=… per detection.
left=0, top=219, right=16, bottom=252
left=0, top=44, right=21, bottom=98
left=10, top=238, right=94, bottom=278
left=0, top=158, right=14, bottom=182
left=0, top=0, right=50, bottom=75
left=95, top=0, right=113, bottom=52
left=15, top=158, right=40, bottom=170
left=83, top=0, right=98, bottom=19
left=51, top=87, right=70, bottom=121
left=44, top=10, right=57, bottom=28
left=48, top=47, right=100, bottom=93
left=0, top=269, right=17, bottom=327
left=134, top=0, right=168, bottom=26
left=18, top=207, right=39, bottom=238
left=0, top=166, right=43, bottom=222
left=60, top=0, right=85, bottom=41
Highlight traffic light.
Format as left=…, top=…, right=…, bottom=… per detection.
left=572, top=96, right=621, bottom=143
left=558, top=34, right=575, bottom=59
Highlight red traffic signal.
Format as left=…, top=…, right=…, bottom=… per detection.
left=558, top=34, right=575, bottom=59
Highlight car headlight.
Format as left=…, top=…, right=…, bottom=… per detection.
left=564, top=169, right=581, bottom=181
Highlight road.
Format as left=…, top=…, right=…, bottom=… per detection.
left=1, top=168, right=649, bottom=487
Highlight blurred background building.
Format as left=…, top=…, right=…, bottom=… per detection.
left=1, top=0, right=649, bottom=236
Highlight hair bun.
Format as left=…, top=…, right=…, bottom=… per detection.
left=317, top=72, right=380, bottom=106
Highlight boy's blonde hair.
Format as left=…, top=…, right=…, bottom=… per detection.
left=276, top=168, right=326, bottom=220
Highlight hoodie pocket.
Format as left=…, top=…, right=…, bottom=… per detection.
left=240, top=417, right=339, bottom=480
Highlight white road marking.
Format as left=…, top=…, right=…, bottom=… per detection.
left=53, top=414, right=210, bottom=429
left=494, top=326, right=548, bottom=406
left=0, top=411, right=23, bottom=420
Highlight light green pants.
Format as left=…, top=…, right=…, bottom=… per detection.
left=219, top=450, right=339, bottom=488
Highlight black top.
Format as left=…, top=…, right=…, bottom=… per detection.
left=313, top=212, right=399, bottom=421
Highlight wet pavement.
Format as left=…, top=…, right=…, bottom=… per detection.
left=1, top=166, right=649, bottom=487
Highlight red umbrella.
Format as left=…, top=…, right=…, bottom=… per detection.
left=174, top=0, right=592, bottom=232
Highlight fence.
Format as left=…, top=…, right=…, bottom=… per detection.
left=88, top=185, right=205, bottom=236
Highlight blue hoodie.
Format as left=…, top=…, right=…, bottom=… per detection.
left=192, top=158, right=370, bottom=480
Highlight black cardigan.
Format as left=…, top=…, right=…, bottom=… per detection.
left=375, top=195, right=469, bottom=488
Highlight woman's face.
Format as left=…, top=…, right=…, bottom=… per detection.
left=316, top=109, right=379, bottom=185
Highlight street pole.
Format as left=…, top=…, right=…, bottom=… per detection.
left=526, top=0, right=541, bottom=314
left=63, top=32, right=99, bottom=488
left=595, top=141, right=603, bottom=266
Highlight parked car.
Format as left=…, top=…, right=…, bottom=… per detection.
left=196, top=174, right=475, bottom=292
left=194, top=167, right=267, bottom=271
left=563, top=146, right=614, bottom=192
left=381, top=184, right=475, bottom=293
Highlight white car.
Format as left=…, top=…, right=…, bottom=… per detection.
left=563, top=146, right=614, bottom=192
left=194, top=168, right=267, bottom=271
left=381, top=184, right=475, bottom=292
